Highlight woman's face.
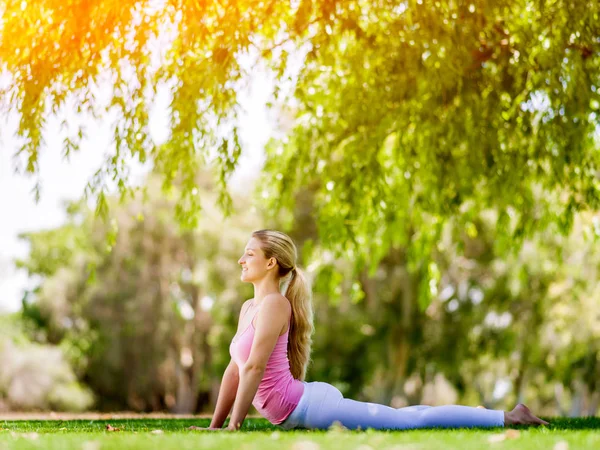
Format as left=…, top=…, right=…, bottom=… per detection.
left=238, top=237, right=274, bottom=282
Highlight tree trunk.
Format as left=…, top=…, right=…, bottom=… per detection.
left=588, top=390, right=600, bottom=416
left=382, top=265, right=416, bottom=405
left=569, top=379, right=586, bottom=417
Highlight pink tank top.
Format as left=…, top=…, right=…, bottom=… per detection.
left=228, top=303, right=305, bottom=424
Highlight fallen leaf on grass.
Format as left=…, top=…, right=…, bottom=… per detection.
left=327, top=420, right=349, bottom=432
left=387, top=446, right=422, bottom=450
left=151, top=430, right=164, bottom=435
left=270, top=431, right=281, bottom=440
left=488, top=429, right=521, bottom=443
left=106, top=424, right=121, bottom=432
left=59, top=427, right=67, bottom=431
left=553, top=441, right=569, bottom=450
left=291, top=440, right=320, bottom=450
left=505, top=429, right=521, bottom=439
left=9, top=432, right=39, bottom=440
left=488, top=434, right=506, bottom=443
left=82, top=440, right=101, bottom=450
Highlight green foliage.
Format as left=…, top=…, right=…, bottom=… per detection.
left=0, top=314, right=95, bottom=412
left=16, top=175, right=261, bottom=412
left=11, top=172, right=600, bottom=416
left=3, top=0, right=600, bottom=415
left=2, top=0, right=599, bottom=248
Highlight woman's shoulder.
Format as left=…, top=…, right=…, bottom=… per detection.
left=262, top=293, right=292, bottom=313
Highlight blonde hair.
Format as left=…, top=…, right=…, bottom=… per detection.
left=252, top=229, right=314, bottom=380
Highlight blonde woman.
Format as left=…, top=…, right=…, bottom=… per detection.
left=191, top=229, right=549, bottom=431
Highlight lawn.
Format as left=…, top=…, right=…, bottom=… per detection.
left=1, top=417, right=599, bottom=450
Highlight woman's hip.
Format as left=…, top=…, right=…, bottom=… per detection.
left=278, top=381, right=342, bottom=430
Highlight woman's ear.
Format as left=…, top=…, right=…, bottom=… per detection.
left=267, top=257, right=277, bottom=269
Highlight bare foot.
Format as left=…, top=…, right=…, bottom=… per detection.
left=504, top=403, right=549, bottom=426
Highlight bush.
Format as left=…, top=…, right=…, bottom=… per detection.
left=0, top=328, right=94, bottom=411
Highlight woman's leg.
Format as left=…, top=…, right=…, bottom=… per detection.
left=396, top=405, right=432, bottom=412
left=297, top=382, right=504, bottom=430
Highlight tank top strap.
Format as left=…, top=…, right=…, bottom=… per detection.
left=238, top=301, right=259, bottom=331
left=242, top=301, right=292, bottom=333
left=241, top=300, right=257, bottom=319
left=250, top=303, right=261, bottom=323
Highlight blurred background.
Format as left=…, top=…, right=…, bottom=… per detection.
left=1, top=0, right=599, bottom=418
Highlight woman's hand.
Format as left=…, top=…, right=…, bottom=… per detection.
left=188, top=425, right=238, bottom=431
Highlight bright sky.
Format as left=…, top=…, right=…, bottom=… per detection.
left=0, top=73, right=272, bottom=313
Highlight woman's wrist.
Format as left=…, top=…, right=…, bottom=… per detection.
left=209, top=418, right=224, bottom=428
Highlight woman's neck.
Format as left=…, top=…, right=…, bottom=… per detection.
left=252, top=277, right=281, bottom=306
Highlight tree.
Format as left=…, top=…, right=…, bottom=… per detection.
left=2, top=0, right=599, bottom=267
left=4, top=0, right=600, bottom=414
left=14, top=172, right=600, bottom=414
left=17, top=175, right=261, bottom=412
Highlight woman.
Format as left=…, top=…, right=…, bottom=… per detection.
left=191, top=229, right=549, bottom=431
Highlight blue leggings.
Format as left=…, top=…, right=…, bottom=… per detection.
left=278, top=381, right=505, bottom=430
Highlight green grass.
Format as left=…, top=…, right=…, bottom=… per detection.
left=1, top=418, right=599, bottom=450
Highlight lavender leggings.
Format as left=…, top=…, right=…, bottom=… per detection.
left=278, top=381, right=505, bottom=430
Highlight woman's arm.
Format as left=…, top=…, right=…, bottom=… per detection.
left=209, top=359, right=240, bottom=428
left=208, top=300, right=254, bottom=428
